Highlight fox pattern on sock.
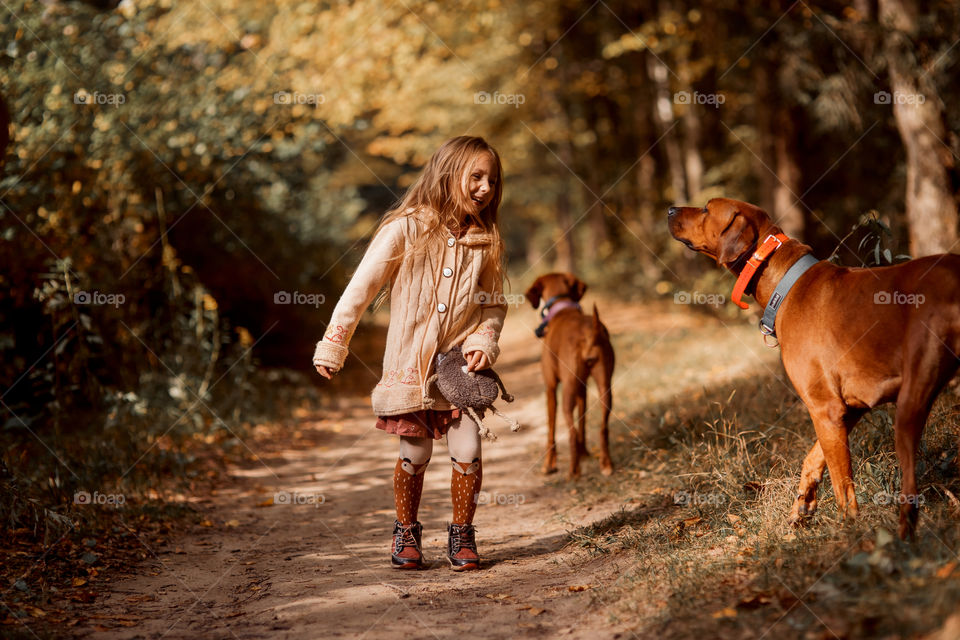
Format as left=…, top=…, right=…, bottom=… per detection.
left=394, top=457, right=428, bottom=525
left=450, top=457, right=482, bottom=525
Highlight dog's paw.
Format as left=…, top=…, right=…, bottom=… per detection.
left=788, top=497, right=817, bottom=526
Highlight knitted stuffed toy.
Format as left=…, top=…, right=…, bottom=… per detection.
left=423, top=345, right=521, bottom=440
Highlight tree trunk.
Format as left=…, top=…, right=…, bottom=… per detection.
left=682, top=106, right=703, bottom=202
left=646, top=53, right=687, bottom=203
left=880, top=0, right=959, bottom=256
left=0, top=91, right=9, bottom=169
left=553, top=186, right=575, bottom=273
left=773, top=105, right=805, bottom=237
left=752, top=62, right=779, bottom=217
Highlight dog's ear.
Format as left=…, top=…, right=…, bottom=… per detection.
left=565, top=274, right=588, bottom=301
left=716, top=214, right=757, bottom=269
left=525, top=278, right=544, bottom=309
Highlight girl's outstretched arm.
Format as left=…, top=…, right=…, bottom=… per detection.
left=312, top=218, right=407, bottom=375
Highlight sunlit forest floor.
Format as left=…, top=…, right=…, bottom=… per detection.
left=9, top=297, right=960, bottom=639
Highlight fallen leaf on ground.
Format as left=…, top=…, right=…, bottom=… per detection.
left=125, top=594, right=155, bottom=603
left=568, top=585, right=594, bottom=592
left=712, top=607, right=737, bottom=619
left=936, top=561, right=957, bottom=579
left=737, top=593, right=773, bottom=609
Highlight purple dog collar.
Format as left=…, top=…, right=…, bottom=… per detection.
left=534, top=298, right=581, bottom=338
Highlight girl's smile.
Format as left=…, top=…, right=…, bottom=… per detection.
left=465, top=152, right=498, bottom=212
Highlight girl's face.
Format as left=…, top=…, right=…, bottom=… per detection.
left=461, top=152, right=498, bottom=215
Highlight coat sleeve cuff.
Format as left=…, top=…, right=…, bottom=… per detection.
left=312, top=339, right=348, bottom=370
left=462, top=330, right=501, bottom=367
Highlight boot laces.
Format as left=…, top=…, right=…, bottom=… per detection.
left=395, top=523, right=420, bottom=551
left=449, top=523, right=476, bottom=554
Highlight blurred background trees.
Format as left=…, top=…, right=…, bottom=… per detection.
left=1, top=0, right=959, bottom=536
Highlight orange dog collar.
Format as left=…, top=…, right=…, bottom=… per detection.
left=730, top=233, right=790, bottom=309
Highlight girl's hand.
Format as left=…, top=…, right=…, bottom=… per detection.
left=315, top=365, right=333, bottom=379
left=464, top=350, right=489, bottom=371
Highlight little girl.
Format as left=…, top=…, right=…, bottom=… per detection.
left=313, top=136, right=508, bottom=571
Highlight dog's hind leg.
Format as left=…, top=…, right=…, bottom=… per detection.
left=788, top=440, right=825, bottom=525
left=893, top=337, right=958, bottom=540
left=563, top=384, right=583, bottom=479
left=543, top=380, right=559, bottom=475
left=575, top=392, right=589, bottom=460
left=808, top=401, right=863, bottom=524
left=591, top=363, right=614, bottom=476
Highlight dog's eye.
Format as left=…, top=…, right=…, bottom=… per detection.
left=701, top=207, right=708, bottom=214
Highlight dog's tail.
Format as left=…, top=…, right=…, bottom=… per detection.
left=591, top=304, right=610, bottom=340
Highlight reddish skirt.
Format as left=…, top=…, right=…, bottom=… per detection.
left=376, top=409, right=462, bottom=440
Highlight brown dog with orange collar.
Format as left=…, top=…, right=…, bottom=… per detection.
left=668, top=198, right=960, bottom=540
left=525, top=273, right=615, bottom=479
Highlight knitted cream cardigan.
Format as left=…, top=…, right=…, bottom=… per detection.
left=312, top=215, right=507, bottom=416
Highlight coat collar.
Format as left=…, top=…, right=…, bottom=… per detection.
left=456, top=226, right=494, bottom=246
left=408, top=208, right=495, bottom=246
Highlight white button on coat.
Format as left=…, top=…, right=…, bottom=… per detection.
left=447, top=238, right=455, bottom=247
left=437, top=303, right=447, bottom=313
left=442, top=267, right=453, bottom=277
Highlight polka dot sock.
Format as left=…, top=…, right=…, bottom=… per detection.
left=450, top=457, right=482, bottom=525
left=394, top=457, right=428, bottom=525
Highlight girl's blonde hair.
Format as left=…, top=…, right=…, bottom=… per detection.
left=374, top=136, right=506, bottom=298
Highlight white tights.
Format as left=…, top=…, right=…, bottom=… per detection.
left=398, top=412, right=482, bottom=464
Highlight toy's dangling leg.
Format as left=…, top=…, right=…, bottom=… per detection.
left=490, top=371, right=514, bottom=403
left=422, top=374, right=439, bottom=408
left=490, top=406, right=521, bottom=432
left=466, top=407, right=496, bottom=441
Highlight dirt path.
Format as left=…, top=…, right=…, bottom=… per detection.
left=76, top=300, right=689, bottom=640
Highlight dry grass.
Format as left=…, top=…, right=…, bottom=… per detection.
left=557, top=306, right=960, bottom=639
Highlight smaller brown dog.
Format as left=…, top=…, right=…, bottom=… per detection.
left=525, top=273, right=615, bottom=478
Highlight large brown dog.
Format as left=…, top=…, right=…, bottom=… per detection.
left=525, top=273, right=615, bottom=479
left=668, top=198, right=960, bottom=539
